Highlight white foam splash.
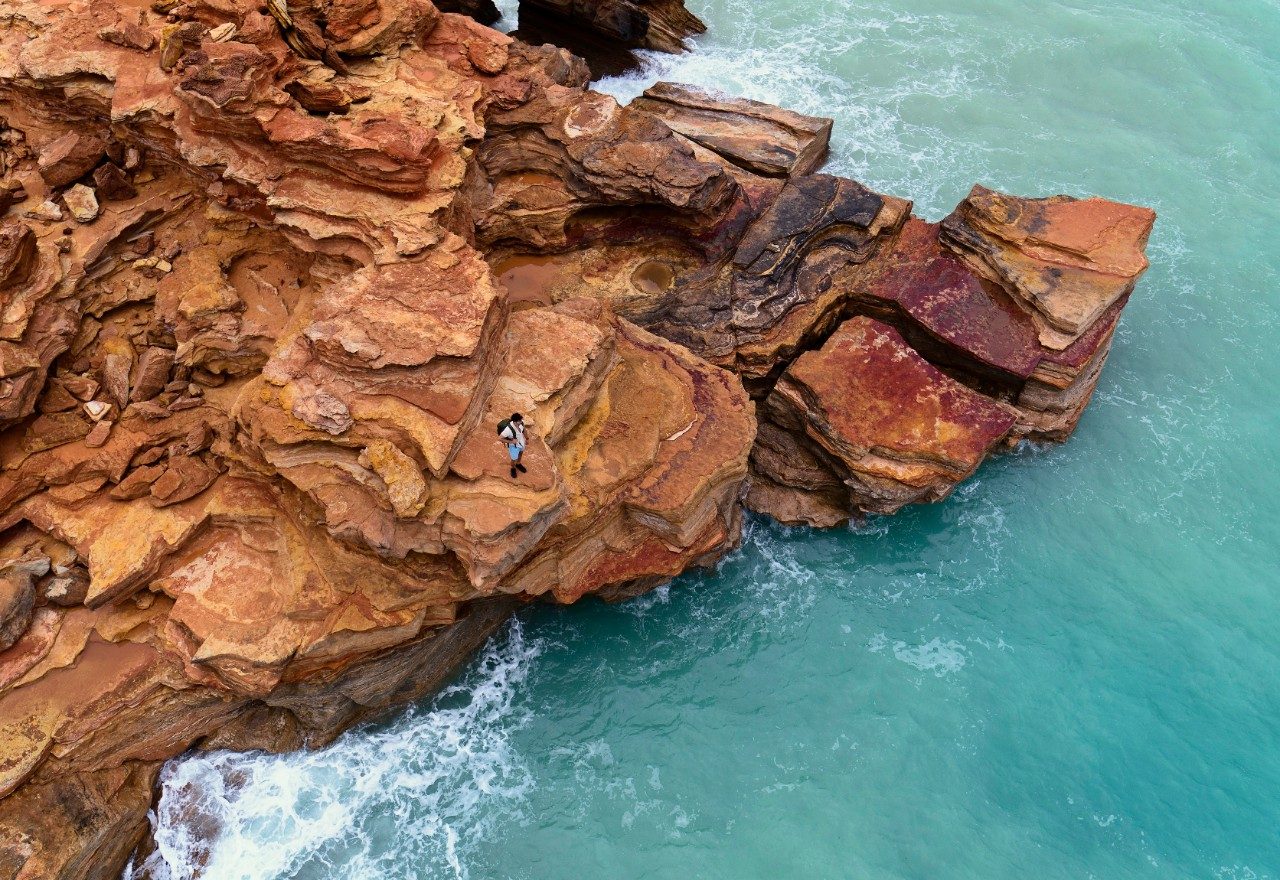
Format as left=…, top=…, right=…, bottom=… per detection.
left=594, top=0, right=1012, bottom=216
left=1215, top=868, right=1274, bottom=880
left=491, top=0, right=519, bottom=33
left=740, top=518, right=817, bottom=619
left=868, top=632, right=967, bottom=676
left=134, top=620, right=541, bottom=880
left=892, top=637, right=967, bottom=676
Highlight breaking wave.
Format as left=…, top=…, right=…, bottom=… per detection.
left=594, top=0, right=1026, bottom=217
left=132, top=621, right=542, bottom=880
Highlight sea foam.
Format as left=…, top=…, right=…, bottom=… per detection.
left=134, top=621, right=541, bottom=880
left=593, top=0, right=999, bottom=218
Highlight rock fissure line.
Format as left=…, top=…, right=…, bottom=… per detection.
left=0, top=0, right=1153, bottom=874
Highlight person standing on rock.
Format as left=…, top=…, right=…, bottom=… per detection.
left=498, top=412, right=528, bottom=479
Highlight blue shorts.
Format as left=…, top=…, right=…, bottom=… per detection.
left=507, top=443, right=524, bottom=461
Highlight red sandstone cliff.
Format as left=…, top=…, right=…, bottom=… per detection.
left=0, top=1, right=1153, bottom=875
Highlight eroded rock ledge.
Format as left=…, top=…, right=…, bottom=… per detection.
left=0, top=1, right=1153, bottom=875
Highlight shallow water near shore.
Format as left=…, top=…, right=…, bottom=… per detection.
left=138, top=1, right=1280, bottom=878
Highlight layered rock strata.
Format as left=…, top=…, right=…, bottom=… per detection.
left=513, top=0, right=706, bottom=76
left=752, top=317, right=1016, bottom=522
left=632, top=82, right=833, bottom=178
left=475, top=81, right=1153, bottom=525
left=0, top=0, right=1152, bottom=875
left=521, top=0, right=704, bottom=51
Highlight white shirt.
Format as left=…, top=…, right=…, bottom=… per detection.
left=500, top=421, right=526, bottom=447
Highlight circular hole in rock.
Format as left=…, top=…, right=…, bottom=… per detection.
left=630, top=260, right=674, bottom=296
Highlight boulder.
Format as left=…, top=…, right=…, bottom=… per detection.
left=0, top=552, right=45, bottom=651
left=633, top=82, right=832, bottom=177
left=752, top=317, right=1016, bottom=521
left=0, top=179, right=25, bottom=215
left=518, top=0, right=704, bottom=52
left=435, top=0, right=503, bottom=25
left=940, top=184, right=1156, bottom=350
left=99, top=14, right=157, bottom=51
left=92, top=162, right=138, bottom=201
left=513, top=0, right=704, bottom=76
left=63, top=183, right=100, bottom=222
left=129, top=346, right=175, bottom=402
left=36, top=131, right=106, bottom=188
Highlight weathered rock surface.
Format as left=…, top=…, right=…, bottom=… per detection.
left=752, top=317, right=1016, bottom=520
left=0, top=0, right=1153, bottom=873
left=518, top=0, right=705, bottom=52
left=511, top=0, right=704, bottom=77
left=940, top=185, right=1155, bottom=350
left=632, top=82, right=832, bottom=178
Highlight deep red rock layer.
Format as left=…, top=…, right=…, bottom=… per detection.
left=0, top=0, right=1152, bottom=875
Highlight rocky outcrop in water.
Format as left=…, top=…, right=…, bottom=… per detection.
left=511, top=0, right=705, bottom=76
left=519, top=0, right=705, bottom=52
left=632, top=82, right=833, bottom=178
left=0, top=0, right=1153, bottom=874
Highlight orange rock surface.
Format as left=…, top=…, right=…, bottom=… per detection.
left=940, top=184, right=1155, bottom=350
left=632, top=82, right=833, bottom=178
left=0, top=0, right=1153, bottom=873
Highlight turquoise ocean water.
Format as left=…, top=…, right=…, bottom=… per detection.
left=137, top=1, right=1280, bottom=878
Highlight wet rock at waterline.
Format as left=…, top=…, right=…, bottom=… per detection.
left=513, top=0, right=707, bottom=76
left=751, top=316, right=1017, bottom=522
left=0, top=0, right=1153, bottom=874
